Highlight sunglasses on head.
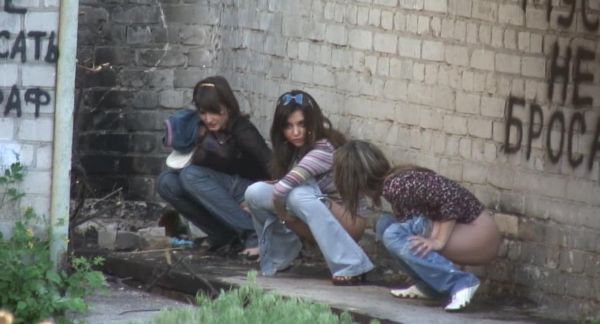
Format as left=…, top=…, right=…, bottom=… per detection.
left=279, top=93, right=306, bottom=107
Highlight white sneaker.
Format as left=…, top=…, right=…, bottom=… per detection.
left=444, top=283, right=480, bottom=312
left=390, top=285, right=431, bottom=299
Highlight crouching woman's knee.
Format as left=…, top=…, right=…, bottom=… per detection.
left=244, top=181, right=273, bottom=210
left=380, top=222, right=412, bottom=254
left=156, top=171, right=181, bottom=199
left=284, top=186, right=315, bottom=214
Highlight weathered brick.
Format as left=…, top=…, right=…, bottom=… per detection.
left=456, top=91, right=480, bottom=114
left=448, top=0, right=471, bottom=17
left=467, top=119, right=492, bottom=138
left=521, top=56, right=546, bottom=78
left=325, top=24, right=347, bottom=45
left=399, top=0, right=424, bottom=10
left=495, top=213, right=519, bottom=236
left=445, top=45, right=469, bottom=66
left=525, top=8, right=549, bottom=30
left=472, top=0, right=497, bottom=22
left=383, top=79, right=407, bottom=101
left=17, top=119, right=53, bottom=142
left=443, top=115, right=467, bottom=135
left=422, top=40, right=444, bottom=61
left=22, top=65, right=56, bottom=87
left=381, top=10, right=394, bottom=30
left=348, top=30, right=373, bottom=50
left=495, top=53, right=520, bottom=74
left=374, top=33, right=397, bottom=54
left=398, top=37, right=421, bottom=58
left=0, top=118, right=15, bottom=140
left=498, top=4, right=524, bottom=26
left=368, top=8, right=381, bottom=27
left=424, top=0, right=447, bottom=13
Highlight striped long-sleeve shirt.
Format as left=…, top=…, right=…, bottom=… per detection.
left=272, top=139, right=369, bottom=218
left=273, top=139, right=337, bottom=201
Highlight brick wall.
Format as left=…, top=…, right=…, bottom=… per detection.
left=76, top=0, right=599, bottom=319
left=0, top=1, right=59, bottom=234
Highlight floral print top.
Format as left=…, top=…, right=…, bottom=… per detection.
left=382, top=170, right=484, bottom=224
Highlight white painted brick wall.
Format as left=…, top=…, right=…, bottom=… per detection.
left=0, top=119, right=15, bottom=140
left=17, top=118, right=54, bottom=142
left=0, top=64, right=19, bottom=86
left=1, top=1, right=59, bottom=223
left=374, top=33, right=397, bottom=54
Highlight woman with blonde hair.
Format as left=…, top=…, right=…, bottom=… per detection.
left=333, top=140, right=500, bottom=311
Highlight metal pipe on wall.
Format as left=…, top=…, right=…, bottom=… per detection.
left=50, top=0, right=80, bottom=268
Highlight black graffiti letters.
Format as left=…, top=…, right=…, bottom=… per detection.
left=44, top=31, right=58, bottom=63
left=10, top=30, right=26, bottom=62
left=504, top=96, right=599, bottom=170
left=4, top=0, right=27, bottom=14
left=3, top=85, right=22, bottom=117
left=507, top=1, right=600, bottom=175
left=552, top=0, right=599, bottom=32
left=527, top=103, right=543, bottom=160
left=0, top=30, right=58, bottom=63
left=573, top=47, right=595, bottom=108
left=568, top=113, right=586, bottom=167
left=1, top=86, right=51, bottom=118
left=24, top=88, right=50, bottom=118
left=548, top=42, right=571, bottom=105
left=547, top=111, right=566, bottom=163
left=591, top=118, right=600, bottom=170
left=505, top=97, right=524, bottom=154
left=557, top=0, right=576, bottom=28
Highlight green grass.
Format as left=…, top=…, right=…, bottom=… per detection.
left=150, top=271, right=379, bottom=324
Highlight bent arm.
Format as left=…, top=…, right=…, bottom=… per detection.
left=430, top=219, right=456, bottom=250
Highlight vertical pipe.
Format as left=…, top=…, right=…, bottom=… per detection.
left=50, top=0, right=80, bottom=268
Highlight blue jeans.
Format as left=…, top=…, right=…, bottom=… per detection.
left=376, top=213, right=479, bottom=297
left=244, top=181, right=374, bottom=277
left=156, top=165, right=257, bottom=248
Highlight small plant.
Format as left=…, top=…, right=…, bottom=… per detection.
left=0, top=162, right=106, bottom=324
left=151, top=271, right=380, bottom=324
left=0, top=161, right=25, bottom=206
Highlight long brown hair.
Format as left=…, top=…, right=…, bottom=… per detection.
left=333, top=140, right=432, bottom=214
left=269, top=90, right=345, bottom=179
left=191, top=76, right=242, bottom=163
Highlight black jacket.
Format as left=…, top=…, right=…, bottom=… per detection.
left=192, top=116, right=271, bottom=181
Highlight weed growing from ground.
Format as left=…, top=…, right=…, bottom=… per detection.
left=0, top=162, right=106, bottom=323
left=151, top=271, right=380, bottom=324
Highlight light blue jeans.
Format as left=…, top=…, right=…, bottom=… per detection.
left=244, top=181, right=374, bottom=277
left=156, top=165, right=257, bottom=248
left=376, top=213, right=479, bottom=297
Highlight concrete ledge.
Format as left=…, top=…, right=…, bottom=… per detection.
left=78, top=249, right=558, bottom=324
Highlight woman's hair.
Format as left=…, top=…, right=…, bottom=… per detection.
left=334, top=140, right=432, bottom=214
left=190, top=76, right=242, bottom=163
left=269, top=90, right=345, bottom=179
left=192, top=75, right=241, bottom=130
left=334, top=140, right=391, bottom=214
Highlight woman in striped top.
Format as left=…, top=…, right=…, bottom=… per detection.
left=244, top=90, right=374, bottom=285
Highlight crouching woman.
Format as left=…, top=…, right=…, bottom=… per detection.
left=333, top=140, right=500, bottom=311
left=244, top=90, right=373, bottom=285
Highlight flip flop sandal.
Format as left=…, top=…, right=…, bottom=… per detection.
left=331, top=273, right=367, bottom=286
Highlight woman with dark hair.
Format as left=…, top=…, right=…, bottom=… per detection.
left=333, top=140, right=500, bottom=311
left=157, top=76, right=271, bottom=257
left=244, top=90, right=373, bottom=285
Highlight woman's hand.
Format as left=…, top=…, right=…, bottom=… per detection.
left=408, top=235, right=444, bottom=257
left=272, top=198, right=288, bottom=224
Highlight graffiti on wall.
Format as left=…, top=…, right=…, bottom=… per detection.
left=506, top=1, right=600, bottom=171
left=1, top=3, right=57, bottom=118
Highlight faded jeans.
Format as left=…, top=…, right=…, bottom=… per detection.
left=244, top=181, right=374, bottom=277
left=156, top=165, right=257, bottom=248
left=376, top=213, right=479, bottom=297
